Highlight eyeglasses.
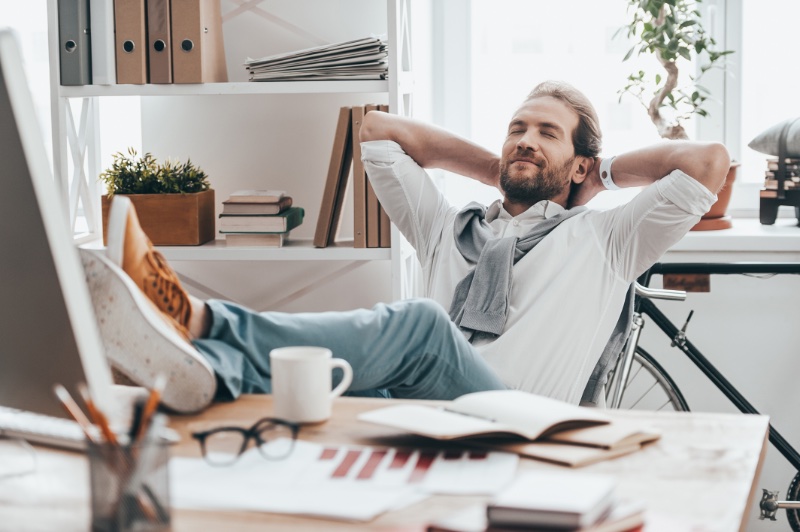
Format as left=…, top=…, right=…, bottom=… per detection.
left=191, top=417, right=300, bottom=467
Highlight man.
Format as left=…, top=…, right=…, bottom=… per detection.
left=359, top=80, right=729, bottom=405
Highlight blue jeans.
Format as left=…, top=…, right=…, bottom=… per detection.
left=192, top=298, right=506, bottom=401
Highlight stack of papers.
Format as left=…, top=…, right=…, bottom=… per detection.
left=245, top=36, right=388, bottom=82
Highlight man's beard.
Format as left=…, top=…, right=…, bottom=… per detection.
left=500, top=155, right=575, bottom=205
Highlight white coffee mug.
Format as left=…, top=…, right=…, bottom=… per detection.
left=269, top=346, right=353, bottom=424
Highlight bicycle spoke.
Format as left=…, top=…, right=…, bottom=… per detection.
left=629, top=364, right=644, bottom=383
left=628, top=381, right=658, bottom=409
left=612, top=348, right=689, bottom=412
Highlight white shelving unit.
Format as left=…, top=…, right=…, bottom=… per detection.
left=46, top=0, right=416, bottom=302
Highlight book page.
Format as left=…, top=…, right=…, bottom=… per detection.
left=447, top=390, right=610, bottom=440
left=358, top=404, right=524, bottom=440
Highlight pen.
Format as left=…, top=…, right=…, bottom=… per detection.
left=135, top=374, right=166, bottom=443
left=52, top=384, right=100, bottom=444
left=77, top=383, right=119, bottom=446
left=128, top=397, right=146, bottom=441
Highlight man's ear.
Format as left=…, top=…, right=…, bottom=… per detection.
left=570, top=156, right=592, bottom=185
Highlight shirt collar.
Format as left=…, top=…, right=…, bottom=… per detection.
left=486, top=199, right=567, bottom=222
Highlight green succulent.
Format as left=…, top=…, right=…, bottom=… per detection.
left=99, top=147, right=211, bottom=196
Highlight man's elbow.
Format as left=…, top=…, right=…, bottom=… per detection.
left=360, top=110, right=392, bottom=143
left=702, top=142, right=732, bottom=194
left=685, top=142, right=731, bottom=194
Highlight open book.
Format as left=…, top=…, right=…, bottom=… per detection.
left=358, top=391, right=660, bottom=466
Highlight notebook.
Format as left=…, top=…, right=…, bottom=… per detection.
left=0, top=28, right=120, bottom=450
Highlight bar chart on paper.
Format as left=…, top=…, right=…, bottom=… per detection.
left=170, top=439, right=518, bottom=521
left=315, top=443, right=515, bottom=492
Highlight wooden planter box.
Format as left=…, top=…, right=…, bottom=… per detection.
left=101, top=189, right=215, bottom=246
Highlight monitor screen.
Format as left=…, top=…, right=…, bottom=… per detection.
left=0, top=28, right=115, bottom=419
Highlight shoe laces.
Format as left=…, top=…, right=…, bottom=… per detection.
left=142, top=249, right=192, bottom=333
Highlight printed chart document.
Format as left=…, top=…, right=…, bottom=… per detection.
left=358, top=390, right=660, bottom=466
left=170, top=438, right=518, bottom=521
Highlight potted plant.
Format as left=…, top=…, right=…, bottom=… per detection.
left=618, top=0, right=737, bottom=230
left=99, top=148, right=216, bottom=245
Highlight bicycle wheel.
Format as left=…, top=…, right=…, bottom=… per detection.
left=608, top=347, right=690, bottom=411
left=786, top=471, right=800, bottom=531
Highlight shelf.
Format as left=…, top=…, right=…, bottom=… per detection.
left=155, top=238, right=392, bottom=261
left=670, top=218, right=800, bottom=252
left=58, top=80, right=391, bottom=98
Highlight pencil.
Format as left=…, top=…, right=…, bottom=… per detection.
left=135, top=374, right=167, bottom=442
left=52, top=384, right=100, bottom=444
left=77, top=383, right=119, bottom=446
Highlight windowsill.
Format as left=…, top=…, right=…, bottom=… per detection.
left=671, top=218, right=799, bottom=252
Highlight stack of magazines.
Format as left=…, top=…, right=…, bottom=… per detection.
left=245, top=36, right=388, bottom=82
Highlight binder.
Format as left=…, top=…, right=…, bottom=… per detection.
left=89, top=0, right=116, bottom=84
left=377, top=104, right=392, bottom=248
left=171, top=0, right=228, bottom=84
left=365, top=104, right=381, bottom=248
left=351, top=106, right=368, bottom=248
left=57, top=0, right=92, bottom=86
left=114, top=0, right=147, bottom=84
left=314, top=107, right=353, bottom=248
left=147, top=0, right=173, bottom=83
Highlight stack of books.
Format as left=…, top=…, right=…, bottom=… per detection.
left=427, top=472, right=645, bottom=532
left=244, top=37, right=388, bottom=82
left=760, top=156, right=800, bottom=198
left=219, top=190, right=304, bottom=247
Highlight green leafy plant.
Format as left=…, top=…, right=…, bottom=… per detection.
left=617, top=0, right=734, bottom=140
left=99, top=147, right=211, bottom=196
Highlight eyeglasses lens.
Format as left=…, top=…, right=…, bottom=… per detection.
left=202, top=430, right=247, bottom=466
left=256, top=422, right=296, bottom=460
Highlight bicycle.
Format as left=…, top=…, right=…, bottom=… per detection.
left=603, top=262, right=800, bottom=530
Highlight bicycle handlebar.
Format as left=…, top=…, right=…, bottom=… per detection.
left=634, top=283, right=687, bottom=301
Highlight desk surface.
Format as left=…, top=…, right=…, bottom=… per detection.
left=0, top=396, right=769, bottom=531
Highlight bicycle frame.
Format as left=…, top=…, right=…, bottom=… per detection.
left=627, top=262, right=800, bottom=472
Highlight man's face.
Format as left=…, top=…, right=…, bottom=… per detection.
left=499, top=96, right=580, bottom=205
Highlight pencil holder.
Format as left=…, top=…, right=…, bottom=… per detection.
left=87, top=438, right=171, bottom=532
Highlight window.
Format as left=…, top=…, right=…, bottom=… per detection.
left=736, top=0, right=800, bottom=189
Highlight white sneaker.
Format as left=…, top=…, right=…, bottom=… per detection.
left=80, top=248, right=216, bottom=413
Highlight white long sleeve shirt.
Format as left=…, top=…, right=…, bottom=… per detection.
left=362, top=140, right=717, bottom=404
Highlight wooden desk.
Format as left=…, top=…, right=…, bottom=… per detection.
left=0, top=396, right=769, bottom=531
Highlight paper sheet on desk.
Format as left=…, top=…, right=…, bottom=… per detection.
left=170, top=439, right=518, bottom=521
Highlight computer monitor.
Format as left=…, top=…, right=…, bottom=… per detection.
left=0, top=28, right=116, bottom=419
